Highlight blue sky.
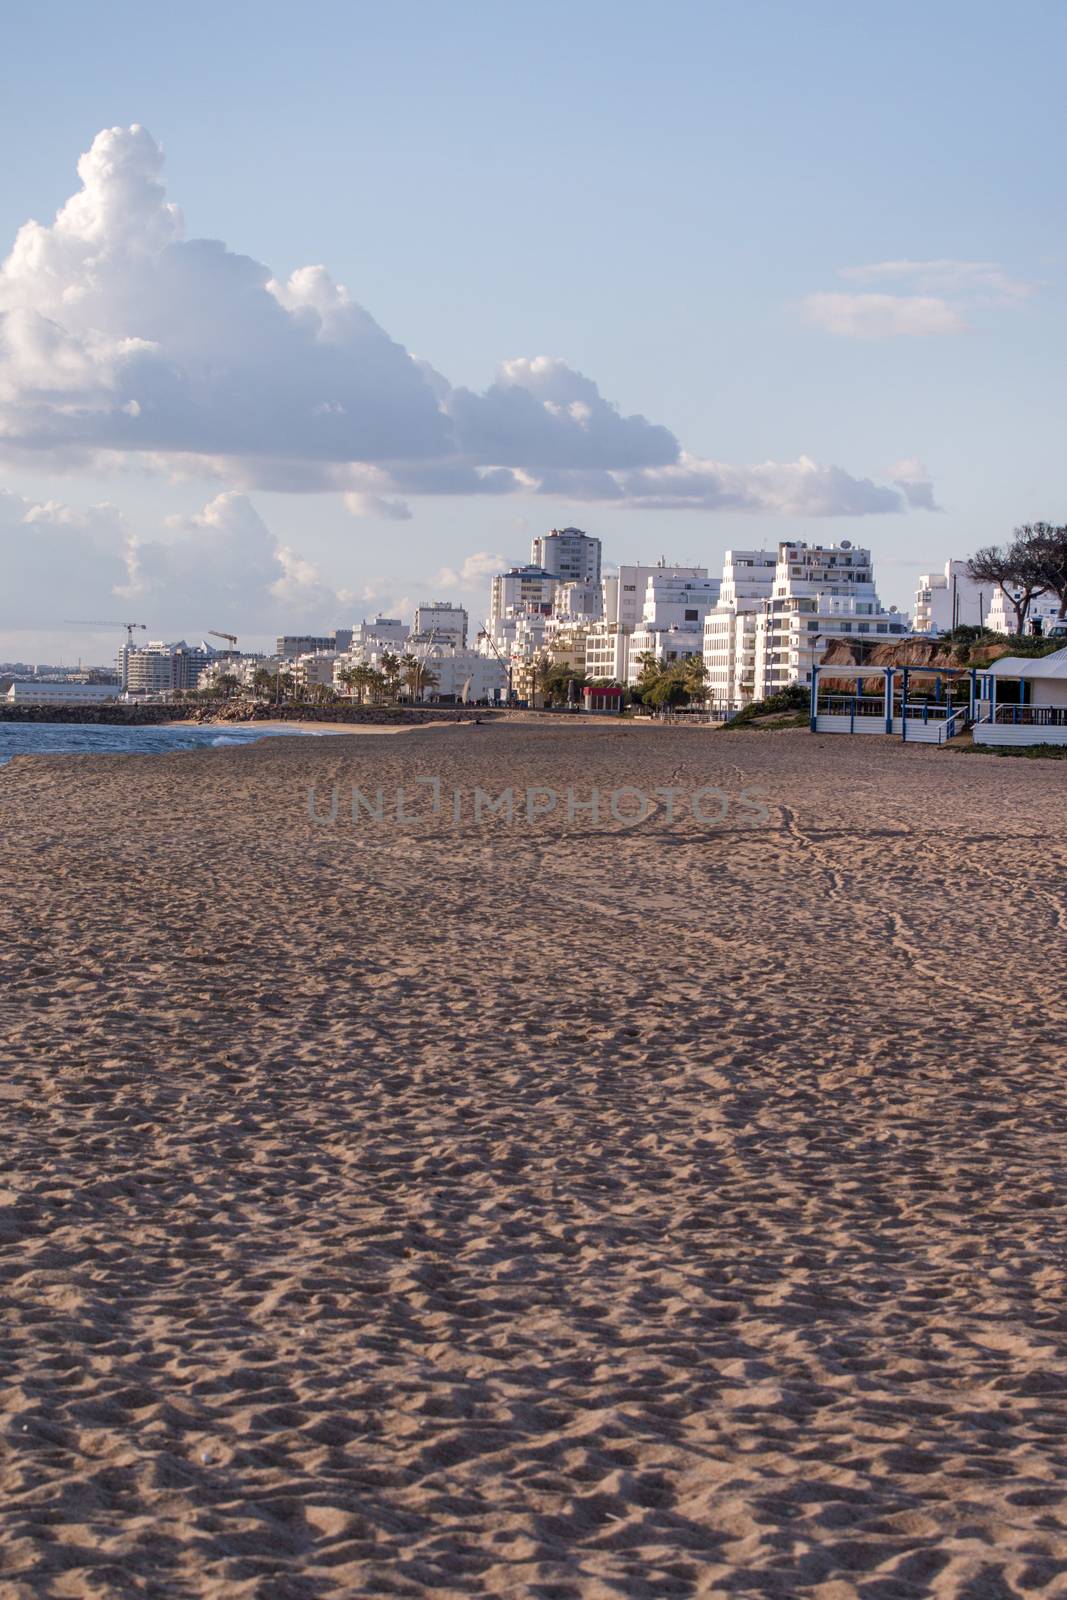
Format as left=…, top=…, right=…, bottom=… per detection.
left=2, top=0, right=1064, bottom=661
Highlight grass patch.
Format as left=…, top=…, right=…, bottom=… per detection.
left=951, top=742, right=1067, bottom=759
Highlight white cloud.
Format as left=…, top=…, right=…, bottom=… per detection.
left=889, top=458, right=941, bottom=511
left=0, top=484, right=348, bottom=637
left=804, top=293, right=968, bottom=338
left=430, top=550, right=508, bottom=589
left=0, top=125, right=929, bottom=516
left=839, top=259, right=1035, bottom=301
left=0, top=490, right=128, bottom=626
left=606, top=452, right=907, bottom=514
left=805, top=258, right=1036, bottom=339
left=343, top=491, right=413, bottom=521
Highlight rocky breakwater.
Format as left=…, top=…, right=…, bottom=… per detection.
left=0, top=702, right=201, bottom=726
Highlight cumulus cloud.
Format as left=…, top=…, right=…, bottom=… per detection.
left=119, top=492, right=349, bottom=626
left=0, top=490, right=128, bottom=625
left=606, top=453, right=907, bottom=514
left=0, top=484, right=348, bottom=637
left=889, top=458, right=942, bottom=512
left=430, top=550, right=508, bottom=590
left=805, top=258, right=1035, bottom=338
left=0, top=124, right=929, bottom=515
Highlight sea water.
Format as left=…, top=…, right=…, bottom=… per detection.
left=0, top=722, right=334, bottom=768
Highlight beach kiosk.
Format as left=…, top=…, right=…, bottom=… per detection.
left=972, top=646, right=1067, bottom=749
left=809, top=662, right=977, bottom=743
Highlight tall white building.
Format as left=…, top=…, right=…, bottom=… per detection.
left=413, top=601, right=468, bottom=648
left=913, top=560, right=988, bottom=634
left=489, top=564, right=557, bottom=623
left=754, top=540, right=907, bottom=702
left=119, top=640, right=217, bottom=695
left=626, top=570, right=720, bottom=685
left=586, top=563, right=705, bottom=684
left=530, top=527, right=602, bottom=588
left=702, top=550, right=778, bottom=710
left=356, top=615, right=408, bottom=650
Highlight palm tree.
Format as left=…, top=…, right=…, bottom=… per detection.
left=532, top=652, right=556, bottom=707
left=379, top=651, right=401, bottom=701
left=337, top=665, right=364, bottom=700
left=682, top=655, right=709, bottom=705
left=400, top=654, right=437, bottom=700
left=352, top=665, right=377, bottom=704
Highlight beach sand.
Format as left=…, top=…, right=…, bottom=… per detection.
left=1, top=722, right=1065, bottom=1598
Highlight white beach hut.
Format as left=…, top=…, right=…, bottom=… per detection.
left=973, top=646, right=1067, bottom=748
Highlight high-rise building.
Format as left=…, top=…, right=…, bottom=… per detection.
left=489, top=565, right=557, bottom=623
left=702, top=551, right=778, bottom=710
left=586, top=563, right=706, bottom=684
left=530, top=527, right=602, bottom=588
left=412, top=602, right=468, bottom=648
left=119, top=640, right=217, bottom=694
left=626, top=571, right=720, bottom=684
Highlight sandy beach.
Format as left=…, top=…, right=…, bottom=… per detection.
left=1, top=721, right=1065, bottom=1599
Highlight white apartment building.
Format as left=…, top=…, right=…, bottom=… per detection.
left=530, top=527, right=602, bottom=588
left=197, top=654, right=272, bottom=692
left=482, top=609, right=550, bottom=661
left=702, top=550, right=778, bottom=710
left=356, top=615, right=408, bottom=650
left=626, top=571, right=720, bottom=685
left=985, top=587, right=1064, bottom=636
left=587, top=563, right=706, bottom=683
left=552, top=580, right=601, bottom=621
left=489, top=565, right=557, bottom=623
left=408, top=643, right=507, bottom=703
left=752, top=540, right=907, bottom=702
left=289, top=652, right=339, bottom=690
left=913, top=560, right=988, bottom=634
left=412, top=602, right=468, bottom=648
left=119, top=639, right=217, bottom=695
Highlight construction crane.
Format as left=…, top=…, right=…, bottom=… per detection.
left=208, top=630, right=238, bottom=651
left=477, top=622, right=513, bottom=704
left=64, top=620, right=147, bottom=647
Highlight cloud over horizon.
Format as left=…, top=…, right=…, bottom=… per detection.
left=0, top=125, right=928, bottom=517
left=0, top=486, right=352, bottom=639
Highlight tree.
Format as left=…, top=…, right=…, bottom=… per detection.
left=400, top=654, right=437, bottom=700
left=1026, top=522, right=1067, bottom=621
left=379, top=651, right=401, bottom=700
left=342, top=664, right=377, bottom=704
left=682, top=655, right=710, bottom=705
left=968, top=530, right=1049, bottom=635
left=252, top=667, right=276, bottom=699
left=215, top=673, right=240, bottom=699
left=531, top=652, right=556, bottom=707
